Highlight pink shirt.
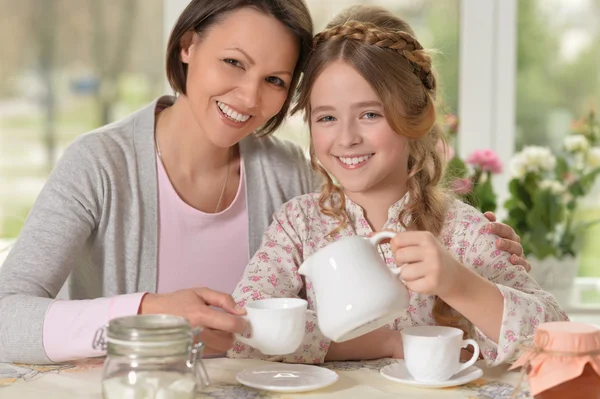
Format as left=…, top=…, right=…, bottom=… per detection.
left=156, top=153, right=249, bottom=294
left=42, top=154, right=249, bottom=362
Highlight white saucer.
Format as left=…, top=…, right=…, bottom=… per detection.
left=236, top=363, right=339, bottom=393
left=380, top=360, right=483, bottom=389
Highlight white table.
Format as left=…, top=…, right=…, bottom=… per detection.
left=0, top=358, right=531, bottom=399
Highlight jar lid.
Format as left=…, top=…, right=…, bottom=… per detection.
left=107, top=314, right=193, bottom=344
left=510, top=321, right=600, bottom=396
left=534, top=321, right=600, bottom=354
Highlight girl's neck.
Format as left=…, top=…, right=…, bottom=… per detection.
left=345, top=186, right=408, bottom=232
left=155, top=96, right=234, bottom=178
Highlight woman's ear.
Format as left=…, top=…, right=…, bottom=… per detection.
left=180, top=31, right=196, bottom=64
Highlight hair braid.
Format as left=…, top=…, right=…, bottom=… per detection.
left=314, top=21, right=436, bottom=93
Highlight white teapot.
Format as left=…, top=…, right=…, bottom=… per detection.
left=298, top=231, right=409, bottom=342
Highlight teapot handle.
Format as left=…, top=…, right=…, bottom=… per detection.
left=368, top=231, right=403, bottom=276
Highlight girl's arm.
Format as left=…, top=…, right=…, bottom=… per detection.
left=455, top=205, right=568, bottom=366
left=325, top=327, right=403, bottom=361
left=438, top=268, right=504, bottom=342
left=228, top=199, right=332, bottom=364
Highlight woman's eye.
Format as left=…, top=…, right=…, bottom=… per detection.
left=223, top=58, right=243, bottom=68
left=317, top=115, right=336, bottom=122
left=266, top=76, right=286, bottom=88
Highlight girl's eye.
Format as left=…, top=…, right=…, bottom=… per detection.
left=266, top=76, right=286, bottom=88
left=317, top=115, right=336, bottom=123
left=362, top=112, right=381, bottom=119
left=223, top=58, right=243, bottom=68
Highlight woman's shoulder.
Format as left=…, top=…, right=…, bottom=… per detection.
left=241, top=135, right=320, bottom=192
left=62, top=99, right=160, bottom=168
left=241, top=135, right=310, bottom=172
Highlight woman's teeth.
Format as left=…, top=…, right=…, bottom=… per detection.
left=338, top=154, right=373, bottom=165
left=217, top=101, right=251, bottom=123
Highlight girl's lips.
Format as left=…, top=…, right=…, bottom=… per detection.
left=335, top=154, right=374, bottom=170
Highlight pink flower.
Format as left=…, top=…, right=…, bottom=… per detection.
left=435, top=139, right=455, bottom=162
left=450, top=178, right=473, bottom=194
left=466, top=149, right=503, bottom=174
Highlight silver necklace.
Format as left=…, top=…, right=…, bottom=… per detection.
left=155, top=135, right=231, bottom=213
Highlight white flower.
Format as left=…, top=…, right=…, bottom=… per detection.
left=509, top=157, right=527, bottom=179
left=587, top=147, right=600, bottom=169
left=539, top=179, right=566, bottom=195
left=509, top=146, right=556, bottom=179
left=564, top=134, right=590, bottom=153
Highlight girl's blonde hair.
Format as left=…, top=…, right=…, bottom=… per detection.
left=292, top=5, right=463, bottom=332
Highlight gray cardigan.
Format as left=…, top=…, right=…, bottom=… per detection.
left=0, top=96, right=318, bottom=363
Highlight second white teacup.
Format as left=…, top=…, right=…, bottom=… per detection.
left=401, top=326, right=480, bottom=383
left=235, top=298, right=307, bottom=355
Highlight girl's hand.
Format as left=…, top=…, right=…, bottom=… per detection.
left=483, top=212, right=531, bottom=272
left=390, top=231, right=465, bottom=299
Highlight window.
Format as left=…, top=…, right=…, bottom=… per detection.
left=515, top=0, right=600, bottom=278
left=0, top=1, right=164, bottom=244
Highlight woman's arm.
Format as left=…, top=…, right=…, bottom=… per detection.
left=0, top=138, right=104, bottom=363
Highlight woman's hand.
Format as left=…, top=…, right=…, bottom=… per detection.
left=483, top=212, right=531, bottom=272
left=390, top=231, right=465, bottom=299
left=139, top=287, right=248, bottom=354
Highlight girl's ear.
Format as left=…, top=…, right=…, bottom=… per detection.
left=180, top=31, right=196, bottom=64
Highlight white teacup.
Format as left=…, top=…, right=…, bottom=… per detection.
left=298, top=231, right=409, bottom=343
left=401, top=326, right=480, bottom=382
left=235, top=298, right=307, bottom=355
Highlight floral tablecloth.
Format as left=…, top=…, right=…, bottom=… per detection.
left=0, top=357, right=531, bottom=399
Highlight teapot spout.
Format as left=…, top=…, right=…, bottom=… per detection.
left=298, top=259, right=312, bottom=278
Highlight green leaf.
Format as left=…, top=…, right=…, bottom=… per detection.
left=445, top=156, right=468, bottom=179
left=555, top=156, right=569, bottom=177
left=473, top=179, right=497, bottom=213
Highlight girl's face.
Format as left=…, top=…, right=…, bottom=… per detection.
left=310, top=61, right=410, bottom=199
left=181, top=7, right=299, bottom=147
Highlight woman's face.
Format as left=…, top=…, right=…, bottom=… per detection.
left=180, top=7, right=300, bottom=147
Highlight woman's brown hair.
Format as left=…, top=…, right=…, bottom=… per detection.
left=165, top=0, right=313, bottom=136
left=293, top=5, right=463, bottom=332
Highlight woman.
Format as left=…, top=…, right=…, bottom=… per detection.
left=0, top=0, right=527, bottom=364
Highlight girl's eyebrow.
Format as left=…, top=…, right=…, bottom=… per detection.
left=311, top=101, right=382, bottom=116
left=311, top=105, right=335, bottom=115
left=351, top=101, right=382, bottom=109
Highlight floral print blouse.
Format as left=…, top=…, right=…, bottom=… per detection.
left=228, top=193, right=568, bottom=366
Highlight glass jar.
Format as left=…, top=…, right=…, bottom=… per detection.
left=511, top=321, right=600, bottom=399
left=101, top=314, right=209, bottom=399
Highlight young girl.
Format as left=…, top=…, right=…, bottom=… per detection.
left=229, top=5, right=568, bottom=366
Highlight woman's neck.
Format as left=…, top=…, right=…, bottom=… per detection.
left=155, top=96, right=233, bottom=178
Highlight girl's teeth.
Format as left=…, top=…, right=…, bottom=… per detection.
left=217, top=101, right=251, bottom=122
left=339, top=155, right=373, bottom=165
